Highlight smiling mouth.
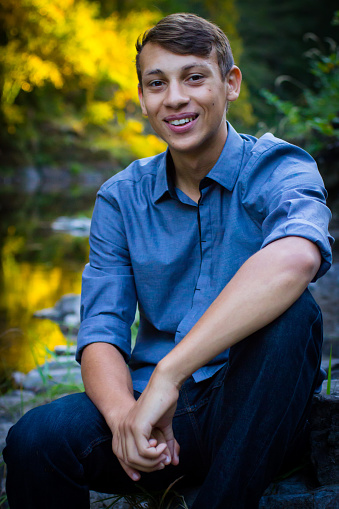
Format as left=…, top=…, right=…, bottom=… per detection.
left=169, top=117, right=195, bottom=126
left=165, top=114, right=198, bottom=126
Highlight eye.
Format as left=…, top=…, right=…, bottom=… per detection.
left=188, top=74, right=204, bottom=82
left=149, top=80, right=164, bottom=88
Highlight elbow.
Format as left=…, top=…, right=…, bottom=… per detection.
left=285, top=238, right=322, bottom=285
left=300, top=244, right=321, bottom=282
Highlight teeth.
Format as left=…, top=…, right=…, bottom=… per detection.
left=169, top=117, right=194, bottom=126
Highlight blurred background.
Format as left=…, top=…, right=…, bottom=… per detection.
left=0, top=0, right=338, bottom=392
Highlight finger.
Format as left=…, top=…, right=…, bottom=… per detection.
left=121, top=455, right=167, bottom=474
left=151, top=428, right=172, bottom=465
left=172, top=438, right=180, bottom=465
left=114, top=432, right=161, bottom=471
left=159, top=423, right=177, bottom=461
left=124, top=433, right=169, bottom=470
left=167, top=437, right=180, bottom=464
left=118, top=458, right=141, bottom=482
left=134, top=432, right=168, bottom=460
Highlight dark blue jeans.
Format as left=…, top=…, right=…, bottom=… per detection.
left=3, top=290, right=323, bottom=509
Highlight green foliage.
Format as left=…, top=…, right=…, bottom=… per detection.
left=261, top=29, right=339, bottom=154
left=237, top=0, right=338, bottom=123
left=260, top=15, right=339, bottom=206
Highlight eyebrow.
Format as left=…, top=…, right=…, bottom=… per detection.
left=145, top=68, right=164, bottom=77
left=144, top=62, right=211, bottom=77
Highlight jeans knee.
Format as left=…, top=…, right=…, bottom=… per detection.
left=4, top=410, right=45, bottom=474
left=273, top=289, right=322, bottom=353
left=228, top=289, right=322, bottom=377
left=4, top=392, right=111, bottom=476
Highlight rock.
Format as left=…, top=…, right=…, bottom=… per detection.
left=10, top=353, right=82, bottom=392
left=90, top=491, right=132, bottom=508
left=39, top=166, right=72, bottom=193
left=0, top=390, right=37, bottom=452
left=11, top=371, right=27, bottom=387
left=0, top=390, right=35, bottom=409
left=37, top=357, right=79, bottom=370
left=54, top=344, right=77, bottom=356
left=310, top=391, right=339, bottom=486
left=51, top=216, right=91, bottom=237
left=260, top=481, right=339, bottom=508
left=309, top=263, right=339, bottom=357
left=89, top=480, right=339, bottom=509
left=22, top=166, right=41, bottom=193
left=33, top=293, right=81, bottom=336
left=18, top=365, right=82, bottom=392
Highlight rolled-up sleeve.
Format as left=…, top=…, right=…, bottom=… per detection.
left=76, top=188, right=137, bottom=363
left=245, top=142, right=334, bottom=281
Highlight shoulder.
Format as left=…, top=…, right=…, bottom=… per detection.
left=249, top=132, right=314, bottom=163
left=238, top=132, right=326, bottom=217
left=240, top=132, right=321, bottom=186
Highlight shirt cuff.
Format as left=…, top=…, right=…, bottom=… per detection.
left=76, top=314, right=132, bottom=363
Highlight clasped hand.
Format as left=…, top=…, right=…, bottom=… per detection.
left=111, top=375, right=180, bottom=481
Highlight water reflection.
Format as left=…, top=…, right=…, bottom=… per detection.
left=0, top=236, right=84, bottom=387
left=0, top=187, right=96, bottom=391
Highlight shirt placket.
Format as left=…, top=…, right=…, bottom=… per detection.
left=193, top=188, right=212, bottom=305
left=175, top=187, right=213, bottom=345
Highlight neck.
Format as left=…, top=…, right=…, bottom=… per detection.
left=170, top=125, right=228, bottom=203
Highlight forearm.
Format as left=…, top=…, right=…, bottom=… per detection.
left=81, top=342, right=135, bottom=431
left=156, top=237, right=321, bottom=387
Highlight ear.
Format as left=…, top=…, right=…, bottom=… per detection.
left=226, top=66, right=242, bottom=102
left=138, top=84, right=148, bottom=116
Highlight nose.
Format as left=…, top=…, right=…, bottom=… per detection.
left=163, top=80, right=189, bottom=109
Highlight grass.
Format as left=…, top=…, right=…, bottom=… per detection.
left=94, top=477, right=189, bottom=509
left=0, top=459, right=8, bottom=508
left=27, top=339, right=84, bottom=402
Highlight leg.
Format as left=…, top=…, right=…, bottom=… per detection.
left=192, top=289, right=323, bottom=509
left=3, top=387, right=205, bottom=508
left=3, top=393, right=137, bottom=509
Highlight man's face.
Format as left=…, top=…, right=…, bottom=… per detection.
left=138, top=43, right=240, bottom=159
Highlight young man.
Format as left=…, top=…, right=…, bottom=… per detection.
left=4, top=13, right=333, bottom=509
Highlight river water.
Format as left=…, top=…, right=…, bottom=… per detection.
left=0, top=180, right=102, bottom=391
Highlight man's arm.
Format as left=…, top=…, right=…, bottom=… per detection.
left=117, top=236, right=321, bottom=473
left=158, top=236, right=321, bottom=383
left=81, top=343, right=174, bottom=480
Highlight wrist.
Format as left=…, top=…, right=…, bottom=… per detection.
left=155, top=355, right=188, bottom=390
left=102, top=394, right=136, bottom=433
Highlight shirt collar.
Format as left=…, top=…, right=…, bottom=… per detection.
left=203, top=122, right=245, bottom=191
left=153, top=122, right=245, bottom=203
left=154, top=150, right=177, bottom=203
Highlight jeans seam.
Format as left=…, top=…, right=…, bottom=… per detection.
left=79, top=434, right=112, bottom=459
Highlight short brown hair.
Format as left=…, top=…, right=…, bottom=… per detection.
left=135, top=13, right=234, bottom=85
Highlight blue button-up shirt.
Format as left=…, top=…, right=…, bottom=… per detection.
left=77, top=123, right=333, bottom=392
